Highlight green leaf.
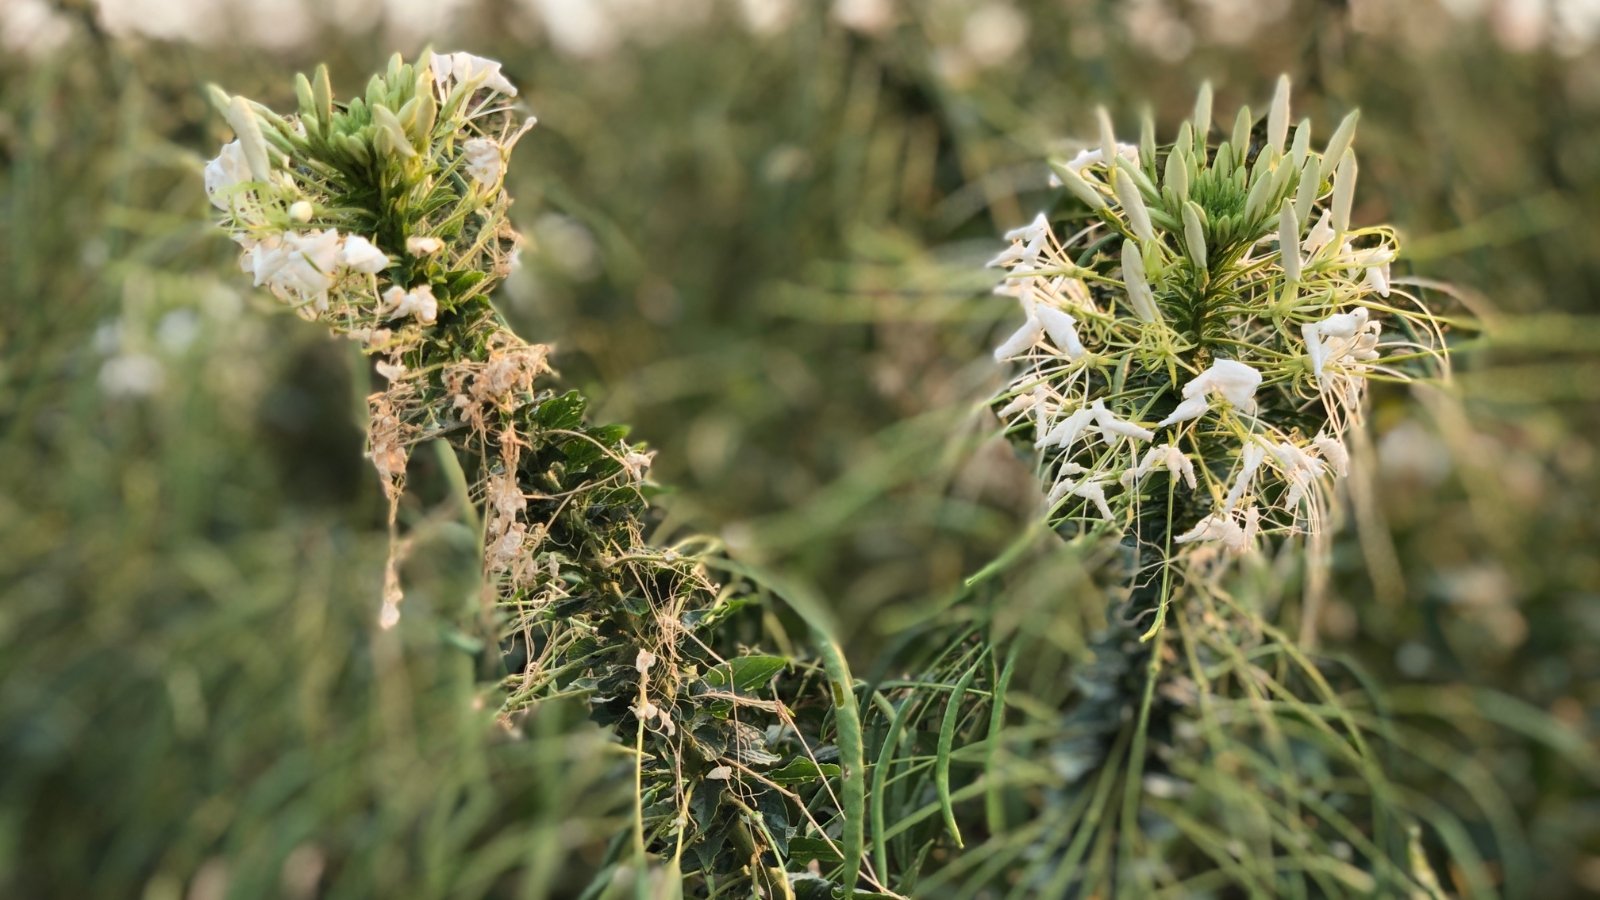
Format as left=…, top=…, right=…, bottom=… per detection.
left=702, top=654, right=788, bottom=693
left=766, top=758, right=842, bottom=786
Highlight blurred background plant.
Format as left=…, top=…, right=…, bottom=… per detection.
left=3, top=0, right=1599, bottom=896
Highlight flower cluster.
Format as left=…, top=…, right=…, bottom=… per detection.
left=990, top=77, right=1448, bottom=559
left=204, top=51, right=541, bottom=626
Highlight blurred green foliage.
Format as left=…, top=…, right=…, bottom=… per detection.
left=3, top=0, right=1599, bottom=896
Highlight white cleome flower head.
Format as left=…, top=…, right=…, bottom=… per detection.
left=428, top=51, right=519, bottom=97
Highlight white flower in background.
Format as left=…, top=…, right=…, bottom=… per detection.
left=962, top=2, right=1028, bottom=69
left=1313, top=433, right=1350, bottom=477
left=374, top=360, right=407, bottom=381
left=339, top=235, right=391, bottom=274
left=1175, top=506, right=1259, bottom=554
left=833, top=0, right=894, bottom=34
left=203, top=140, right=253, bottom=209
left=98, top=353, right=165, bottom=397
left=738, top=0, right=797, bottom=36
left=1224, top=441, right=1267, bottom=511
left=383, top=284, right=439, bottom=324
left=288, top=200, right=313, bottom=222
left=427, top=50, right=518, bottom=97
left=462, top=138, right=505, bottom=186
left=1269, top=440, right=1326, bottom=509
left=406, top=235, right=444, bottom=256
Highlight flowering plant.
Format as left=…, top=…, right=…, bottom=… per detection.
left=203, top=51, right=876, bottom=898
left=990, top=77, right=1448, bottom=577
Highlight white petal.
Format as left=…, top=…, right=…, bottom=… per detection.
left=1157, top=395, right=1210, bottom=428
left=994, top=316, right=1044, bottom=361
left=1036, top=305, right=1085, bottom=359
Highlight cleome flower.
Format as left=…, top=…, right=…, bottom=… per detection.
left=989, top=76, right=1449, bottom=554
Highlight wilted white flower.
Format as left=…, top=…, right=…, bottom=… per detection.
left=462, top=138, right=504, bottom=186
left=203, top=140, right=253, bottom=210
left=374, top=360, right=407, bottom=381
left=1313, top=433, right=1350, bottom=478
left=383, top=284, right=439, bottom=324
left=706, top=765, right=734, bottom=780
left=635, top=649, right=657, bottom=674
left=339, top=235, right=391, bottom=274
left=406, top=235, right=445, bottom=257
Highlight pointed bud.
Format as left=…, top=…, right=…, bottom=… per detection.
left=1330, top=149, right=1357, bottom=235
left=372, top=104, right=418, bottom=159
left=1113, top=168, right=1155, bottom=244
left=1049, top=159, right=1108, bottom=210
left=1193, top=82, right=1214, bottom=149
left=1121, top=239, right=1160, bottom=323
left=1293, top=157, right=1319, bottom=229
left=1278, top=199, right=1300, bottom=283
left=1183, top=201, right=1208, bottom=270
left=1289, top=117, right=1312, bottom=171
left=312, top=65, right=333, bottom=129
left=1267, top=75, right=1291, bottom=157
left=1318, top=109, right=1360, bottom=183
left=1139, top=106, right=1157, bottom=176
left=1230, top=105, right=1252, bottom=160
left=224, top=95, right=273, bottom=182
left=1096, top=106, right=1118, bottom=169
left=1164, top=147, right=1189, bottom=203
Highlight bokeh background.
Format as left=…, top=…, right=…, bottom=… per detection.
left=3, top=0, right=1599, bottom=896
